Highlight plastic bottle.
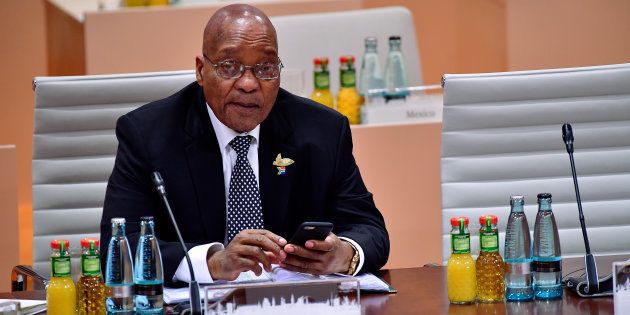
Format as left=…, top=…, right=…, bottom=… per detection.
left=336, top=55, right=362, bottom=124
left=310, top=57, right=334, bottom=109
left=134, top=216, right=164, bottom=313
left=504, top=195, right=534, bottom=301
left=77, top=238, right=106, bottom=314
left=47, top=239, right=77, bottom=315
left=533, top=193, right=563, bottom=299
left=383, top=35, right=409, bottom=101
left=476, top=215, right=505, bottom=302
left=359, top=37, right=384, bottom=102
left=447, top=216, right=476, bottom=304
left=105, top=217, right=134, bottom=313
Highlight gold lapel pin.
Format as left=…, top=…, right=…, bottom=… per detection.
left=272, top=153, right=294, bottom=175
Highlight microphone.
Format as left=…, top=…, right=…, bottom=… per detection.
left=562, top=123, right=574, bottom=154
left=151, top=171, right=202, bottom=314
left=561, top=124, right=612, bottom=297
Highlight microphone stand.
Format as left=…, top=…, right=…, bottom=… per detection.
left=562, top=124, right=599, bottom=294
left=152, top=172, right=202, bottom=314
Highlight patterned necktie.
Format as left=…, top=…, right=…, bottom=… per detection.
left=226, top=135, right=265, bottom=242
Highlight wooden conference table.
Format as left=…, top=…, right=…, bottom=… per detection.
left=0, top=266, right=613, bottom=314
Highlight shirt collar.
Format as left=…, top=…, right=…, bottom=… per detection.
left=206, top=103, right=260, bottom=150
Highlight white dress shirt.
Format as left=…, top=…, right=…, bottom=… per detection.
left=173, top=104, right=364, bottom=283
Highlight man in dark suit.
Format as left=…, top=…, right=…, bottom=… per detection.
left=100, top=4, right=389, bottom=285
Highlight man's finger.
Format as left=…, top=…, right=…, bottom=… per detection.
left=281, top=255, right=323, bottom=273
left=241, top=230, right=287, bottom=259
left=279, top=260, right=325, bottom=275
left=259, top=229, right=287, bottom=246
left=284, top=244, right=321, bottom=260
left=235, top=257, right=263, bottom=276
left=238, top=245, right=273, bottom=272
left=304, top=237, right=335, bottom=252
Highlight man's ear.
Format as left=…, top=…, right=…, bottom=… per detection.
left=195, top=55, right=204, bottom=85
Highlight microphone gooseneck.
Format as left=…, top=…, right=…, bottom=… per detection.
left=151, top=171, right=202, bottom=314
left=561, top=124, right=599, bottom=294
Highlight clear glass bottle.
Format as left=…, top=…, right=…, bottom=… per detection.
left=533, top=193, right=563, bottom=299
left=504, top=195, right=534, bottom=301
left=77, top=238, right=106, bottom=314
left=359, top=37, right=384, bottom=102
left=47, top=240, right=77, bottom=315
left=134, top=216, right=164, bottom=313
left=336, top=55, right=362, bottom=124
left=310, top=57, right=334, bottom=109
left=447, top=216, right=476, bottom=304
left=383, top=35, right=409, bottom=101
left=105, top=217, right=134, bottom=313
left=476, top=215, right=505, bottom=302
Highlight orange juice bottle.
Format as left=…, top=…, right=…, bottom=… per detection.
left=476, top=215, right=505, bottom=302
left=47, top=239, right=77, bottom=315
left=310, top=57, right=334, bottom=108
left=336, top=55, right=362, bottom=124
left=77, top=238, right=106, bottom=314
left=447, top=217, right=477, bottom=304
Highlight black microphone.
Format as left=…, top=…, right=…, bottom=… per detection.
left=562, top=123, right=574, bottom=154
left=561, top=124, right=612, bottom=297
left=151, top=171, right=202, bottom=314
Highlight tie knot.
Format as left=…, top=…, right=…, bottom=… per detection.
left=229, top=135, right=252, bottom=156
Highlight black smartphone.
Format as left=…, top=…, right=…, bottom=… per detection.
left=288, top=222, right=334, bottom=246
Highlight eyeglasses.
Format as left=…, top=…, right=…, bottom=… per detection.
left=203, top=54, right=283, bottom=80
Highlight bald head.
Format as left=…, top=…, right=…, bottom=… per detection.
left=203, top=4, right=277, bottom=54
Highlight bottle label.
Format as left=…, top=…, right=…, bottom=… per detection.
left=480, top=231, right=499, bottom=252
left=314, top=72, right=330, bottom=89
left=134, top=283, right=163, bottom=296
left=51, top=256, right=71, bottom=277
left=82, top=254, right=101, bottom=276
left=107, top=285, right=133, bottom=298
left=451, top=234, right=470, bottom=254
left=506, top=262, right=532, bottom=275
left=340, top=70, right=356, bottom=87
left=533, top=260, right=562, bottom=272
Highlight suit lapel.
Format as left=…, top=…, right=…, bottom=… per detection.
left=259, top=99, right=298, bottom=235
left=183, top=88, right=226, bottom=242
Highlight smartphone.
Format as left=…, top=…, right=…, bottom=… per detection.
left=288, top=222, right=334, bottom=246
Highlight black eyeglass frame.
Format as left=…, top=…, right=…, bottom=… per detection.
left=202, top=54, right=284, bottom=80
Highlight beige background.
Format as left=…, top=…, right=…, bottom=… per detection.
left=1, top=0, right=629, bottom=270
left=0, top=146, right=19, bottom=292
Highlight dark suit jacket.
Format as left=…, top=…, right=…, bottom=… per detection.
left=100, top=82, right=389, bottom=285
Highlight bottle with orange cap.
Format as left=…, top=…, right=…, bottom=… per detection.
left=47, top=239, right=77, bottom=315
left=447, top=216, right=477, bottom=304
left=476, top=215, right=505, bottom=302
left=77, top=238, right=106, bottom=314
left=336, top=55, right=362, bottom=124
left=310, top=57, right=334, bottom=109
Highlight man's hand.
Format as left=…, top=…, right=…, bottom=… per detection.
left=280, top=233, right=354, bottom=275
left=207, top=229, right=287, bottom=281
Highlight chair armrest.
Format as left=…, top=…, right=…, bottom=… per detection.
left=11, top=265, right=49, bottom=292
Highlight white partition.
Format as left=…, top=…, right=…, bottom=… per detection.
left=441, top=63, right=630, bottom=261
left=271, top=6, right=422, bottom=96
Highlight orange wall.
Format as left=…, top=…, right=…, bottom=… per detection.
left=365, top=0, right=507, bottom=84
left=0, top=146, right=19, bottom=292
left=507, top=0, right=630, bottom=71
left=0, top=0, right=47, bottom=266
left=352, top=123, right=443, bottom=268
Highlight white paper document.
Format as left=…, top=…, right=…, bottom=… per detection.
left=163, top=266, right=393, bottom=304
